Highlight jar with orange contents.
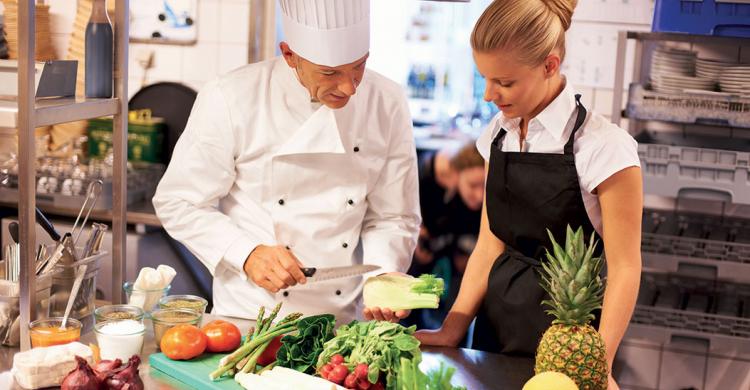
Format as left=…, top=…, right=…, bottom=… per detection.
left=29, top=318, right=82, bottom=348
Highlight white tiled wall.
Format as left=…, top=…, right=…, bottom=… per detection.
left=41, top=0, right=250, bottom=99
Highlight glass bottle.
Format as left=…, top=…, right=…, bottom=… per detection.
left=85, top=0, right=113, bottom=98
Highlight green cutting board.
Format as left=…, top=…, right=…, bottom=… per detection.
left=149, top=352, right=244, bottom=390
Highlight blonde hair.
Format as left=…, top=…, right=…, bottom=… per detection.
left=470, top=0, right=578, bottom=66
left=449, top=142, right=484, bottom=172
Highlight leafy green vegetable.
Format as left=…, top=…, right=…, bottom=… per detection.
left=316, top=321, right=422, bottom=389
left=276, top=314, right=335, bottom=375
left=397, top=358, right=466, bottom=390
left=363, top=274, right=445, bottom=311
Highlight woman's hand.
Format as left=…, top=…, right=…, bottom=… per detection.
left=414, top=327, right=461, bottom=347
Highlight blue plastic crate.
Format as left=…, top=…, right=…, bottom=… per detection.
left=653, top=0, right=750, bottom=38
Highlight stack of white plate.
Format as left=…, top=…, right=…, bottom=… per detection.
left=718, top=65, right=750, bottom=97
left=651, top=74, right=716, bottom=94
left=650, top=47, right=704, bottom=93
left=696, top=58, right=736, bottom=81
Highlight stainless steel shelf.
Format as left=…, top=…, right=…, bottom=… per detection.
left=626, top=31, right=750, bottom=45
left=0, top=97, right=120, bottom=128
left=0, top=200, right=161, bottom=227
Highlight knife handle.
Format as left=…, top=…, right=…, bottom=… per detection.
left=35, top=207, right=61, bottom=242
left=301, top=267, right=317, bottom=277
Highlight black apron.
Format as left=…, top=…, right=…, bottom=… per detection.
left=471, top=94, right=601, bottom=356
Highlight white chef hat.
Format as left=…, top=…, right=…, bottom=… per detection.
left=279, top=0, right=370, bottom=67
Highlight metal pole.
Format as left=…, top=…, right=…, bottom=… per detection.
left=611, top=31, right=628, bottom=127
left=261, top=0, right=276, bottom=61
left=17, top=0, right=37, bottom=352
left=112, top=0, right=129, bottom=304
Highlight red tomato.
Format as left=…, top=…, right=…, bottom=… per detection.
left=201, top=320, right=242, bottom=353
left=257, top=335, right=284, bottom=366
left=344, top=373, right=358, bottom=388
left=330, top=364, right=349, bottom=385
left=160, top=325, right=207, bottom=360
left=370, top=382, right=385, bottom=390
left=330, top=354, right=345, bottom=365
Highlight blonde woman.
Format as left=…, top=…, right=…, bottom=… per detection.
left=415, top=1, right=643, bottom=388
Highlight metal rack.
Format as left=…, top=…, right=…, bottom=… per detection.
left=612, top=31, right=750, bottom=390
left=5, top=0, right=130, bottom=351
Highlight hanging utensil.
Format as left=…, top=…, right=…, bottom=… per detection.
left=71, top=180, right=103, bottom=247
left=35, top=207, right=61, bottom=242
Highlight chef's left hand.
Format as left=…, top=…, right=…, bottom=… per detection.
left=363, top=272, right=412, bottom=323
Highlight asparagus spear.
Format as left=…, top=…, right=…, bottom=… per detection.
left=210, top=320, right=298, bottom=380
left=240, top=338, right=272, bottom=373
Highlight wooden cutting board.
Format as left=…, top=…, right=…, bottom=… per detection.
left=149, top=352, right=245, bottom=390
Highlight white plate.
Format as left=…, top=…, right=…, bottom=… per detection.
left=654, top=49, right=696, bottom=58
left=682, top=89, right=727, bottom=96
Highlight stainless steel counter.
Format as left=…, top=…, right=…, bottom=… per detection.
left=0, top=314, right=534, bottom=389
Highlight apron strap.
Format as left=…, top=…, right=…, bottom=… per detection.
left=563, top=94, right=588, bottom=155
left=491, top=125, right=508, bottom=150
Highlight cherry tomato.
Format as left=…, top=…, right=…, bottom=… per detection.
left=257, top=335, right=283, bottom=366
left=160, top=324, right=207, bottom=360
left=330, top=364, right=349, bottom=385
left=354, top=363, right=369, bottom=379
left=330, top=354, right=345, bottom=365
left=370, top=382, right=385, bottom=390
left=344, top=373, right=358, bottom=388
left=201, top=320, right=242, bottom=353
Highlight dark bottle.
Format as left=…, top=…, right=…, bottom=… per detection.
left=85, top=0, right=113, bottom=98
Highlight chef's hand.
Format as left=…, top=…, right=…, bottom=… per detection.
left=363, top=272, right=411, bottom=322
left=243, top=245, right=307, bottom=293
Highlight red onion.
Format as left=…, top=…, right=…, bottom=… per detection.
left=104, top=355, right=144, bottom=390
left=61, top=356, right=99, bottom=390
left=93, top=359, right=122, bottom=385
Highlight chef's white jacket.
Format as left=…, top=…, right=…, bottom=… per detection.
left=153, top=57, right=420, bottom=324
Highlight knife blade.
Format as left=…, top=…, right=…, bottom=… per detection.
left=301, top=264, right=381, bottom=282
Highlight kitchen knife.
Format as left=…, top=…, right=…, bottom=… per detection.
left=300, top=264, right=380, bottom=282
left=35, top=207, right=61, bottom=242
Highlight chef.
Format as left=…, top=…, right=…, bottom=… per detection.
left=153, top=0, right=420, bottom=325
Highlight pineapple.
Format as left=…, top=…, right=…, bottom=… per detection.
left=535, top=226, right=609, bottom=390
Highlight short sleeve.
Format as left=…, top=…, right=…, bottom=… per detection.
left=576, top=120, right=641, bottom=194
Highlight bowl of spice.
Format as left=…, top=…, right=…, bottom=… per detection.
left=94, top=305, right=145, bottom=324
left=94, top=319, right=146, bottom=361
left=150, top=308, right=202, bottom=348
left=29, top=318, right=82, bottom=348
left=158, top=294, right=208, bottom=314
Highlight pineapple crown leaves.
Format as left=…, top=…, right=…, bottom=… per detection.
left=539, top=225, right=605, bottom=326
